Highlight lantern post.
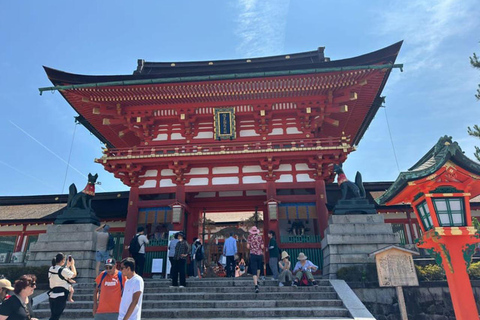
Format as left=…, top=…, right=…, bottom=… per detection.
left=377, top=136, right=480, bottom=320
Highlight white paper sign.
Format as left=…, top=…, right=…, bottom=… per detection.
left=151, top=258, right=163, bottom=273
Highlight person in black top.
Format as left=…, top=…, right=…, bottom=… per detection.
left=0, top=274, right=38, bottom=320
left=170, top=232, right=189, bottom=288
left=268, top=230, right=280, bottom=280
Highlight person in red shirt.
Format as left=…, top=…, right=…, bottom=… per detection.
left=247, top=226, right=264, bottom=293
left=93, top=259, right=126, bottom=320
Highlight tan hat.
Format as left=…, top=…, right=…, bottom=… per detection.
left=297, top=252, right=308, bottom=260
left=249, top=226, right=260, bottom=235
left=281, top=251, right=290, bottom=260
left=0, top=279, right=14, bottom=291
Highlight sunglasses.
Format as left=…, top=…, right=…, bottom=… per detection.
left=29, top=282, right=36, bottom=288
left=105, top=266, right=114, bottom=270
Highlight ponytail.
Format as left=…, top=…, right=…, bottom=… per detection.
left=52, top=253, right=65, bottom=266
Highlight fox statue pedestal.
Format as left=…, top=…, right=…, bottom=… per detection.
left=322, top=214, right=400, bottom=279
left=26, top=224, right=98, bottom=282
left=26, top=173, right=101, bottom=282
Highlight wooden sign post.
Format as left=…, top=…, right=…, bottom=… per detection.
left=370, top=245, right=419, bottom=320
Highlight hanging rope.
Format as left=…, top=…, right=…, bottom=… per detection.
left=61, top=120, right=78, bottom=194
left=383, top=106, right=401, bottom=173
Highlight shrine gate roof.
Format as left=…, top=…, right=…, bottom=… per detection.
left=41, top=42, right=402, bottom=148
left=377, top=136, right=480, bottom=205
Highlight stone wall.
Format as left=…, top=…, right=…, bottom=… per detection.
left=350, top=281, right=480, bottom=320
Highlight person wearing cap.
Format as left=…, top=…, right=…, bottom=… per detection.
left=292, top=252, right=318, bottom=286
left=95, top=224, right=111, bottom=276
left=278, top=251, right=293, bottom=287
left=93, top=258, right=126, bottom=320
left=0, top=279, right=13, bottom=305
left=170, top=232, right=189, bottom=288
left=247, top=226, right=264, bottom=293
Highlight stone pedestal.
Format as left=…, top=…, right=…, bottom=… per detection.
left=26, top=224, right=98, bottom=282
left=322, top=214, right=400, bottom=279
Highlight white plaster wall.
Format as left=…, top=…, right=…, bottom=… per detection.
left=239, top=130, right=260, bottom=137
left=277, top=174, right=293, bottom=183
left=278, top=164, right=292, bottom=171
left=242, top=165, right=265, bottom=173
left=140, top=170, right=158, bottom=178
left=161, top=169, right=175, bottom=176
left=243, top=176, right=265, bottom=184
left=186, top=168, right=209, bottom=175
left=185, top=178, right=209, bottom=186
left=296, top=174, right=314, bottom=182
left=212, top=177, right=239, bottom=185
left=153, top=134, right=168, bottom=141
left=193, top=131, right=214, bottom=139
left=212, top=166, right=239, bottom=174
left=159, top=179, right=176, bottom=187
left=140, top=180, right=157, bottom=188
left=295, top=163, right=310, bottom=171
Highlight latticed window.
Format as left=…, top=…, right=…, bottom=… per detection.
left=392, top=224, right=407, bottom=245
left=416, top=201, right=433, bottom=230
left=138, top=207, right=173, bottom=246
left=432, top=198, right=465, bottom=227
left=0, top=236, right=16, bottom=254
left=278, top=203, right=320, bottom=243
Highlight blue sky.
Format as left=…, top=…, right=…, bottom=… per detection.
left=1, top=0, right=479, bottom=196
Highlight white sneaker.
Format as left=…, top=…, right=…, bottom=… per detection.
left=278, top=282, right=284, bottom=287
left=179, top=285, right=185, bottom=288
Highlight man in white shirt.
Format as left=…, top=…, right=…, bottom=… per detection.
left=133, top=227, right=149, bottom=277
left=118, top=257, right=144, bottom=320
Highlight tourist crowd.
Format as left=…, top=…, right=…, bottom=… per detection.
left=0, top=225, right=317, bottom=320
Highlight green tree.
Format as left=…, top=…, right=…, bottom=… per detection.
left=468, top=49, right=480, bottom=161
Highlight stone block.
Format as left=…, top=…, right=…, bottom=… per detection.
left=326, top=223, right=394, bottom=235
left=328, top=214, right=384, bottom=224
left=322, top=233, right=400, bottom=246
left=31, top=241, right=95, bottom=252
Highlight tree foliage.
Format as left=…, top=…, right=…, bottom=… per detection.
left=468, top=48, right=480, bottom=161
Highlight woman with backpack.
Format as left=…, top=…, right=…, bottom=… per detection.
left=192, top=239, right=205, bottom=278
left=48, top=253, right=77, bottom=320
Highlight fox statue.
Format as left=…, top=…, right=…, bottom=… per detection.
left=333, top=164, right=366, bottom=200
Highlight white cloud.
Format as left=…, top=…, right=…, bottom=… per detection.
left=375, top=0, right=479, bottom=71
left=234, top=0, right=290, bottom=57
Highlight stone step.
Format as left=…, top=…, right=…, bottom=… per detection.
left=74, top=285, right=335, bottom=294
left=39, top=291, right=339, bottom=302
left=34, top=306, right=350, bottom=319
left=76, top=278, right=328, bottom=287
left=64, top=318, right=354, bottom=320
left=38, top=299, right=344, bottom=310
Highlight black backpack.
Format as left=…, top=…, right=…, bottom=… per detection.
left=128, top=235, right=142, bottom=256
left=195, top=244, right=204, bottom=261
left=107, top=234, right=115, bottom=251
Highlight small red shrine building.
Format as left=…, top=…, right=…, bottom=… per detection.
left=37, top=42, right=403, bottom=268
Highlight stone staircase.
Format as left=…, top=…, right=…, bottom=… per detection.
left=33, top=277, right=367, bottom=319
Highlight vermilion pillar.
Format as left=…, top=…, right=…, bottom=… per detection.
left=417, top=228, right=480, bottom=320
left=123, top=186, right=139, bottom=258
left=315, top=179, right=328, bottom=238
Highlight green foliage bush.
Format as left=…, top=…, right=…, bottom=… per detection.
left=468, top=261, right=480, bottom=279
left=336, top=264, right=378, bottom=282
left=0, top=265, right=50, bottom=284
left=415, top=264, right=445, bottom=281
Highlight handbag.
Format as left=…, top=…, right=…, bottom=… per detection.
left=219, top=255, right=227, bottom=266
